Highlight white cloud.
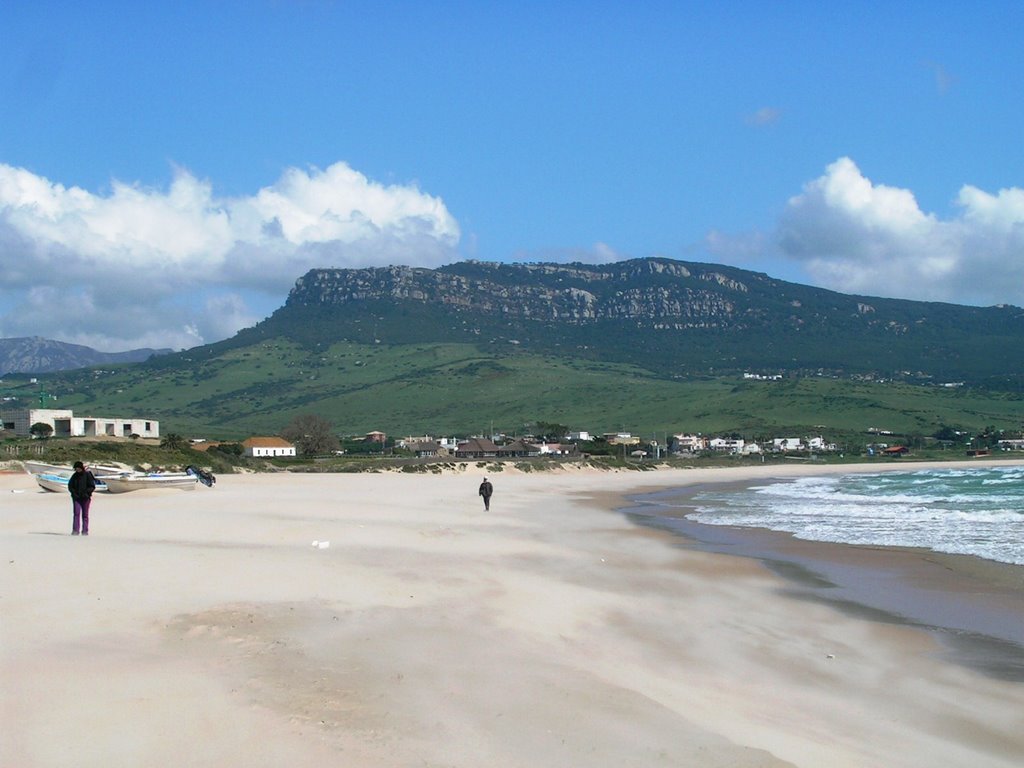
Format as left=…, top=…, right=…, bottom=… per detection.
left=709, top=157, right=1024, bottom=306
left=0, top=162, right=460, bottom=350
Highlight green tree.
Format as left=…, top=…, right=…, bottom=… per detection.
left=932, top=424, right=961, bottom=442
left=281, top=414, right=340, bottom=456
left=210, top=442, right=243, bottom=457
left=535, top=421, right=569, bottom=441
left=29, top=422, right=53, bottom=439
left=161, top=433, right=187, bottom=450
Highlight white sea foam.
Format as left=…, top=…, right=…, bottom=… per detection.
left=686, top=465, right=1024, bottom=565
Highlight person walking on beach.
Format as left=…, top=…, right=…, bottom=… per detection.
left=478, top=477, right=493, bottom=510
left=68, top=461, right=96, bottom=536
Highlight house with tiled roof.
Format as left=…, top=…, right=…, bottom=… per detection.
left=242, top=436, right=296, bottom=458
left=454, top=437, right=499, bottom=459
left=497, top=439, right=540, bottom=458
left=406, top=440, right=444, bottom=458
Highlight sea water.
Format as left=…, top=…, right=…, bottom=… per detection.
left=686, top=464, right=1024, bottom=566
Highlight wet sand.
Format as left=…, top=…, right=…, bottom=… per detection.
left=621, top=480, right=1024, bottom=681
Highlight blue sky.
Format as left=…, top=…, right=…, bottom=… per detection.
left=2, top=1, right=1022, bottom=351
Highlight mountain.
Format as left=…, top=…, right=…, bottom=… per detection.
left=218, top=258, right=1024, bottom=387
left=0, top=336, right=172, bottom=376
left=32, top=258, right=1024, bottom=438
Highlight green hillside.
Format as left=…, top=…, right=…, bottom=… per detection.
left=13, top=258, right=1024, bottom=442
left=32, top=338, right=1024, bottom=441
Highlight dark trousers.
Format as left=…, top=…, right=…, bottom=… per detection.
left=72, top=497, right=91, bottom=534
left=482, top=495, right=491, bottom=510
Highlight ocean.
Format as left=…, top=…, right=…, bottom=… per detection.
left=684, top=464, right=1024, bottom=566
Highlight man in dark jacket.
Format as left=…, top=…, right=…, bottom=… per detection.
left=478, top=477, right=493, bottom=510
left=68, top=461, right=96, bottom=536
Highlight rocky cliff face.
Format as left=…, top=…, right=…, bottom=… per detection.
left=288, top=258, right=755, bottom=328
left=248, top=256, right=1024, bottom=384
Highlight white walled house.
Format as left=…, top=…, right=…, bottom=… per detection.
left=773, top=438, right=805, bottom=452
left=0, top=407, right=160, bottom=439
left=806, top=436, right=837, bottom=452
left=708, top=437, right=746, bottom=453
left=242, top=436, right=297, bottom=458
left=672, top=434, right=708, bottom=452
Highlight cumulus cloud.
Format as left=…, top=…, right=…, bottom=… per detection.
left=778, top=158, right=1024, bottom=304
left=0, top=162, right=460, bottom=350
left=708, top=157, right=1024, bottom=307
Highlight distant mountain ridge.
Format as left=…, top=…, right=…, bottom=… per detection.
left=0, top=336, right=172, bottom=376
left=218, top=258, right=1024, bottom=387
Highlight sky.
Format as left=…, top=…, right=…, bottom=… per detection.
left=2, top=1, right=1023, bottom=352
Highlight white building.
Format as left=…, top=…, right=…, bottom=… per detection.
left=772, top=438, right=805, bottom=452
left=672, top=434, right=708, bottom=452
left=708, top=437, right=745, bottom=453
left=806, top=436, right=837, bottom=452
left=241, top=436, right=297, bottom=458
left=0, top=407, right=160, bottom=439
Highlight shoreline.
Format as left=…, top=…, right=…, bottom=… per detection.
left=615, top=478, right=1024, bottom=681
left=4, top=460, right=1024, bottom=766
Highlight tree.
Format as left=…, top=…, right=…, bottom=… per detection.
left=535, top=421, right=569, bottom=441
left=161, top=433, right=187, bottom=450
left=281, top=414, right=340, bottom=456
left=932, top=425, right=961, bottom=442
left=210, top=442, right=243, bottom=457
left=29, top=422, right=53, bottom=439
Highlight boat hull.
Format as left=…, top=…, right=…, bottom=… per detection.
left=102, top=475, right=198, bottom=493
left=35, top=473, right=71, bottom=493
left=34, top=472, right=109, bottom=493
left=24, top=461, right=74, bottom=478
left=25, top=461, right=121, bottom=480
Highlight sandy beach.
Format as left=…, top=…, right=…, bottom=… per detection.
left=2, top=461, right=1023, bottom=767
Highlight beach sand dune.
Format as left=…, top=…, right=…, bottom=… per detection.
left=2, top=465, right=1022, bottom=767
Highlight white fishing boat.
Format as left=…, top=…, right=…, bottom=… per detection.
left=33, top=472, right=110, bottom=493
left=34, top=472, right=74, bottom=493
left=24, top=461, right=75, bottom=478
left=23, top=460, right=123, bottom=479
left=101, top=472, right=198, bottom=493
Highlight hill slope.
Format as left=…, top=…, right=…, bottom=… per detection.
left=19, top=258, right=1024, bottom=439
left=28, top=338, right=1024, bottom=439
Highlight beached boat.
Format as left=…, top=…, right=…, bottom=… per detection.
left=33, top=472, right=110, bottom=493
left=24, top=461, right=76, bottom=478
left=34, top=472, right=75, bottom=493
left=101, top=473, right=198, bottom=493
left=26, top=461, right=213, bottom=494
left=24, top=460, right=123, bottom=479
